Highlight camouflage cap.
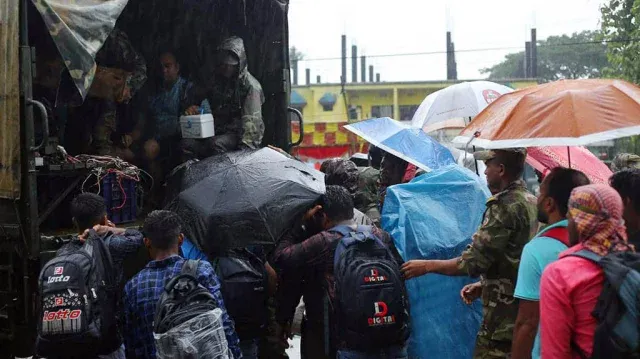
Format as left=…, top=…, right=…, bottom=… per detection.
left=320, top=158, right=359, bottom=195
left=611, top=153, right=640, bottom=172
left=474, top=148, right=527, bottom=161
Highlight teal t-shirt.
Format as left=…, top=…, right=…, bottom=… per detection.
left=514, top=220, right=569, bottom=359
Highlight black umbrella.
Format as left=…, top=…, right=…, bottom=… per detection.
left=166, top=148, right=325, bottom=254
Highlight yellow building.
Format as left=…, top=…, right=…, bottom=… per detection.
left=290, top=80, right=537, bottom=164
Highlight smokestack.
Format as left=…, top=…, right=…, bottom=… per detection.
left=369, top=65, right=374, bottom=82
left=341, top=35, right=347, bottom=85
left=451, top=42, right=458, bottom=80
left=531, top=28, right=537, bottom=78
left=351, top=45, right=358, bottom=82
left=292, top=59, right=298, bottom=85
left=446, top=31, right=452, bottom=80
left=376, top=73, right=380, bottom=82
left=306, top=68, right=311, bottom=85
left=524, top=41, right=531, bottom=78
left=317, top=75, right=321, bottom=84
left=361, top=56, right=367, bottom=82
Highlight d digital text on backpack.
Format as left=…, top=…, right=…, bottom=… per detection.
left=329, top=225, right=409, bottom=353
left=36, top=230, right=119, bottom=358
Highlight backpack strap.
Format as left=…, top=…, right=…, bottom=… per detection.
left=331, top=225, right=388, bottom=268
left=181, top=259, right=200, bottom=278
left=541, top=227, right=571, bottom=247
left=164, top=259, right=200, bottom=292
left=569, top=249, right=602, bottom=263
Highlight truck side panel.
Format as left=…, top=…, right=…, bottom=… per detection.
left=0, top=0, right=22, bottom=199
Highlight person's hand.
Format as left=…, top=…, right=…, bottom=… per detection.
left=302, top=205, right=322, bottom=225
left=400, top=260, right=433, bottom=279
left=184, top=105, right=199, bottom=115
left=460, top=281, right=483, bottom=305
left=121, top=86, right=132, bottom=102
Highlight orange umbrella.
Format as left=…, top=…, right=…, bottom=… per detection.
left=453, top=79, right=640, bottom=149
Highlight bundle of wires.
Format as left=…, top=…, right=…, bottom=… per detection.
left=72, top=154, right=152, bottom=210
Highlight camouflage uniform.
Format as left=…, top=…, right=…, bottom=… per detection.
left=355, top=166, right=381, bottom=225
left=91, top=28, right=147, bottom=155
left=457, top=180, right=538, bottom=359
left=182, top=37, right=265, bottom=159
left=611, top=153, right=640, bottom=172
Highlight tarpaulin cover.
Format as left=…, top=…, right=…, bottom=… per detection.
left=31, top=0, right=128, bottom=103
left=0, top=0, right=20, bottom=198
left=382, top=165, right=490, bottom=359
left=166, top=148, right=325, bottom=255
left=344, top=117, right=456, bottom=172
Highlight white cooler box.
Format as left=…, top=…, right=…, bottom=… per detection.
left=180, top=114, right=215, bottom=139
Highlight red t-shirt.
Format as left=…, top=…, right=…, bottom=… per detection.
left=540, top=243, right=604, bottom=359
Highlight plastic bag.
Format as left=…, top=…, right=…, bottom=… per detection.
left=382, top=164, right=490, bottom=359
left=154, top=308, right=230, bottom=359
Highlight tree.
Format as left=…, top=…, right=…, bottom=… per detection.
left=601, top=0, right=640, bottom=83
left=289, top=46, right=304, bottom=62
left=601, top=0, right=640, bottom=156
left=480, top=31, right=609, bottom=82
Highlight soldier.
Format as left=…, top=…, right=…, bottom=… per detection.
left=82, top=28, right=147, bottom=156
left=320, top=158, right=373, bottom=225
left=611, top=153, right=640, bottom=172
left=182, top=36, right=265, bottom=159
left=401, top=148, right=538, bottom=359
left=355, top=166, right=381, bottom=225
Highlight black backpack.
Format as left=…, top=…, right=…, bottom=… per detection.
left=329, top=225, right=409, bottom=352
left=36, top=230, right=119, bottom=358
left=214, top=249, right=268, bottom=340
left=153, top=259, right=220, bottom=334
left=571, top=249, right=640, bottom=359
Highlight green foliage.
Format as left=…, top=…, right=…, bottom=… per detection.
left=480, top=30, right=609, bottom=82
left=600, top=0, right=640, bottom=83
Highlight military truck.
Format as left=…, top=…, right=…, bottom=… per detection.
left=0, top=0, right=300, bottom=356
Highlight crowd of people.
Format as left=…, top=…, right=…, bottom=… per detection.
left=36, top=28, right=265, bottom=206
left=34, top=138, right=640, bottom=359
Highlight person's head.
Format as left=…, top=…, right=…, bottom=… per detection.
left=142, top=210, right=184, bottom=258
left=566, top=184, right=627, bottom=254
left=320, top=159, right=359, bottom=195
left=217, top=50, right=239, bottom=79
left=474, top=148, right=526, bottom=194
left=368, top=145, right=384, bottom=169
left=71, top=193, right=107, bottom=232
left=537, top=167, right=590, bottom=224
left=611, top=153, right=640, bottom=173
left=159, top=51, right=180, bottom=86
left=610, top=169, right=640, bottom=233
left=314, top=186, right=355, bottom=231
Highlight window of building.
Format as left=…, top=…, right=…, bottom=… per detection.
left=399, top=105, right=420, bottom=122
left=371, top=105, right=393, bottom=118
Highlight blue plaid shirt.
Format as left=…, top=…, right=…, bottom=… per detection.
left=122, top=255, right=242, bottom=359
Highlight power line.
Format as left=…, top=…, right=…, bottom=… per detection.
left=298, top=38, right=639, bottom=62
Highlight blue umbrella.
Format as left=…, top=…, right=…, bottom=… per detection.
left=344, top=117, right=456, bottom=172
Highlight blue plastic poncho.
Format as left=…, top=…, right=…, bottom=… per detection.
left=382, top=164, right=490, bottom=359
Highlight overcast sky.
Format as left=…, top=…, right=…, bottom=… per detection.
left=289, top=0, right=604, bottom=83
